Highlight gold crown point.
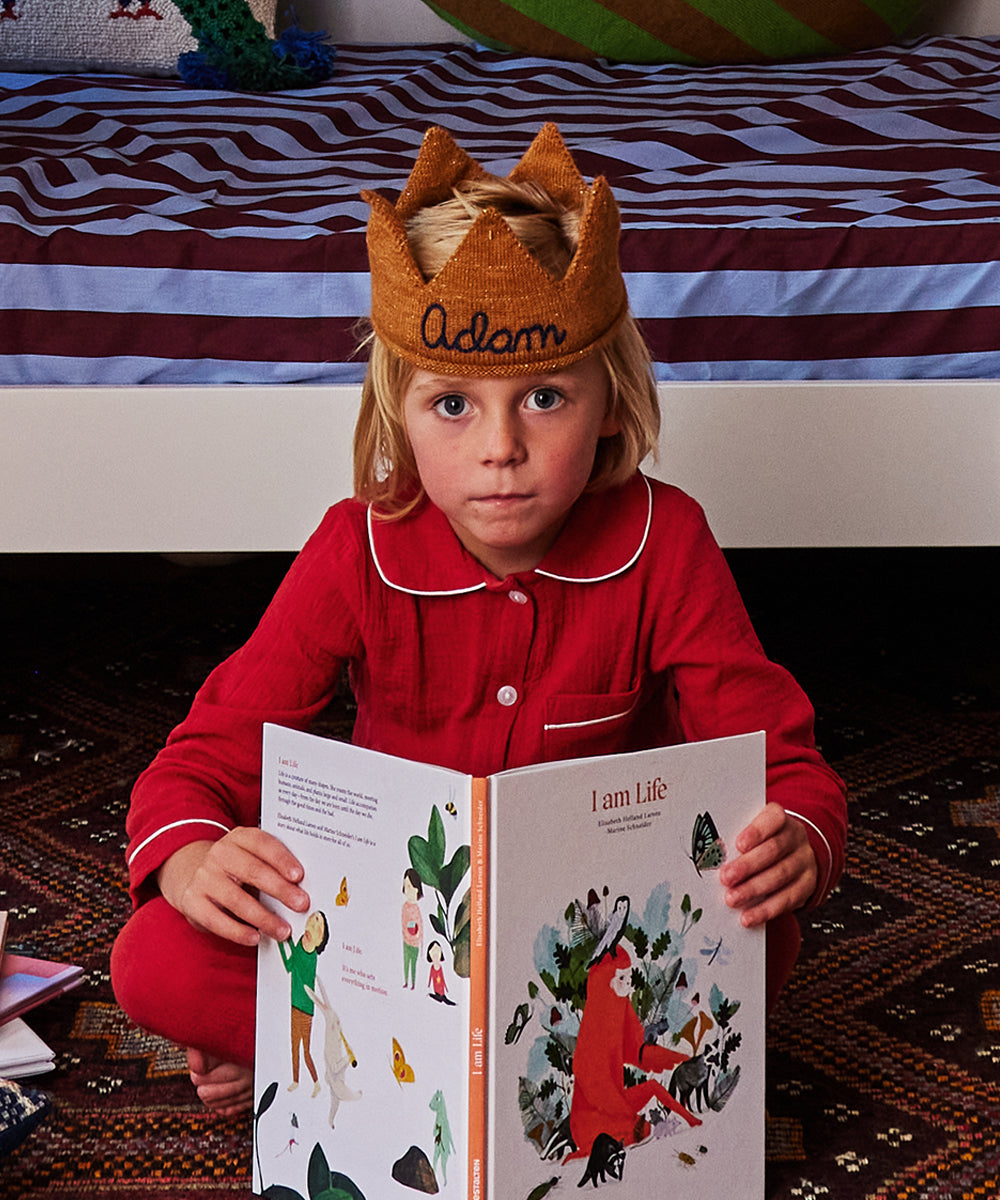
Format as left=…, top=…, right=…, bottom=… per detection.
left=364, top=124, right=628, bottom=375
left=510, top=122, right=587, bottom=207
left=431, top=208, right=562, bottom=293
left=396, top=126, right=484, bottom=220
left=363, top=190, right=427, bottom=288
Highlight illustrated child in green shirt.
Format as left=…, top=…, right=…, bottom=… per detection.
left=278, top=909, right=329, bottom=1094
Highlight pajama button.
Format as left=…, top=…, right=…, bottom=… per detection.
left=497, top=685, right=518, bottom=706
left=508, top=589, right=528, bottom=605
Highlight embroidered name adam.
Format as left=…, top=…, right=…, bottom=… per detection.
left=420, top=303, right=568, bottom=357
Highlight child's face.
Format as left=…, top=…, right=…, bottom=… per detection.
left=402, top=355, right=618, bottom=577
left=303, top=910, right=326, bottom=950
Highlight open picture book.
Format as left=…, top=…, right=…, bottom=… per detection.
left=253, top=725, right=765, bottom=1199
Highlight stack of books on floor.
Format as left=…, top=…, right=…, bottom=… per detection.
left=0, top=912, right=84, bottom=1079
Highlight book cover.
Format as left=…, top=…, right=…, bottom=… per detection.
left=0, top=954, right=85, bottom=1027
left=253, top=726, right=764, bottom=1199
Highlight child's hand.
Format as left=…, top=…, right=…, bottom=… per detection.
left=718, top=803, right=817, bottom=928
left=157, top=828, right=309, bottom=947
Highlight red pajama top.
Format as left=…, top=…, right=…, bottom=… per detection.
left=125, top=473, right=847, bottom=907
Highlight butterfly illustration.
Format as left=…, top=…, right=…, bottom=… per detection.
left=689, top=811, right=725, bottom=876
left=335, top=876, right=349, bottom=907
left=392, top=1037, right=415, bottom=1085
left=505, top=1001, right=530, bottom=1045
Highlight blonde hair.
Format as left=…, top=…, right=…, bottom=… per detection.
left=353, top=176, right=660, bottom=514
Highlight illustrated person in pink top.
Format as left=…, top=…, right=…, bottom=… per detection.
left=401, top=868, right=423, bottom=989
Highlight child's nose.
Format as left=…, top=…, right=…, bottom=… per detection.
left=480, top=410, right=526, bottom=465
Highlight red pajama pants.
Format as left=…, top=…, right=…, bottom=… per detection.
left=110, top=897, right=258, bottom=1067
left=111, top=899, right=801, bottom=1065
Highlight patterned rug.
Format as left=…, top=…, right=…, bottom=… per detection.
left=0, top=548, right=997, bottom=1199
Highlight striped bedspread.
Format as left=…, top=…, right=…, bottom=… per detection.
left=3, top=35, right=1000, bottom=386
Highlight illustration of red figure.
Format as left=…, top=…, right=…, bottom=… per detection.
left=1, top=1, right=19, bottom=19
left=568, top=945, right=701, bottom=1159
left=401, top=869, right=424, bottom=989
left=427, top=940, right=456, bottom=1006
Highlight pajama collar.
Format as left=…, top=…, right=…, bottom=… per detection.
left=367, top=471, right=652, bottom=596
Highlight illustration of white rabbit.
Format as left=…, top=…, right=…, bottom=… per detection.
left=304, top=976, right=363, bottom=1128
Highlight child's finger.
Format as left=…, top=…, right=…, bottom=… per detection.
left=726, top=857, right=805, bottom=917
left=230, top=827, right=306, bottom=884
left=207, top=831, right=310, bottom=916
left=722, top=803, right=806, bottom=887
left=724, top=842, right=817, bottom=925
left=733, top=853, right=816, bottom=927
left=733, top=802, right=786, bottom=855
left=720, top=823, right=786, bottom=892
left=190, top=874, right=294, bottom=945
left=182, top=887, right=268, bottom=945
left=212, top=880, right=295, bottom=943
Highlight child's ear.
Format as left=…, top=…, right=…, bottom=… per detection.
left=599, top=413, right=621, bottom=438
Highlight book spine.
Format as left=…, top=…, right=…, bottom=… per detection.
left=468, top=776, right=489, bottom=1200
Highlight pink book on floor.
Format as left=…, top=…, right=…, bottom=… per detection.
left=0, top=954, right=85, bottom=1026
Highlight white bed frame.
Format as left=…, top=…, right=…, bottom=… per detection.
left=3, top=0, right=998, bottom=552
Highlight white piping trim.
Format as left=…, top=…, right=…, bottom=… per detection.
left=367, top=505, right=486, bottom=597
left=126, top=818, right=232, bottom=867
left=543, top=699, right=639, bottom=732
left=535, top=475, right=653, bottom=584
left=367, top=474, right=652, bottom=593
left=784, top=809, right=834, bottom=903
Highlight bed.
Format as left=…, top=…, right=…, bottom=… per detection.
left=3, top=19, right=999, bottom=550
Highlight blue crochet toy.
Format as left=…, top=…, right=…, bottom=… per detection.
left=172, top=0, right=335, bottom=90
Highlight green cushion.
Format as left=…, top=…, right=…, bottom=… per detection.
left=420, top=0, right=925, bottom=65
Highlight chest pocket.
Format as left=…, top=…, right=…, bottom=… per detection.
left=542, top=683, right=644, bottom=761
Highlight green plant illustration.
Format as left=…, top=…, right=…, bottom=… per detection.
left=408, top=803, right=472, bottom=977
left=253, top=1083, right=366, bottom=1199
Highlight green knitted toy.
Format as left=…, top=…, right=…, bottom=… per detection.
left=172, top=0, right=335, bottom=90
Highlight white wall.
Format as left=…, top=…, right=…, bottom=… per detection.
left=914, top=0, right=996, bottom=35
left=281, top=0, right=996, bottom=42
left=280, top=0, right=463, bottom=41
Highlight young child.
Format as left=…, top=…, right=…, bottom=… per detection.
left=279, top=910, right=328, bottom=1096
left=111, top=124, right=847, bottom=1117
left=401, top=869, right=424, bottom=990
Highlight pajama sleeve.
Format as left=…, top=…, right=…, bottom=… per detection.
left=124, top=503, right=367, bottom=905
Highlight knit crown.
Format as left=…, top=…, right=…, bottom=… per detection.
left=362, top=124, right=629, bottom=376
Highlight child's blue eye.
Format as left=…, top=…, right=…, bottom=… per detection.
left=436, top=394, right=468, bottom=418
left=526, top=388, right=562, bottom=411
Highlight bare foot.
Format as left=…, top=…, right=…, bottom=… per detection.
left=186, top=1048, right=253, bottom=1117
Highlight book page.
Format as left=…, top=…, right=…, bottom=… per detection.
left=254, top=724, right=474, bottom=1199
left=488, top=733, right=766, bottom=1199
left=0, top=1017, right=55, bottom=1077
